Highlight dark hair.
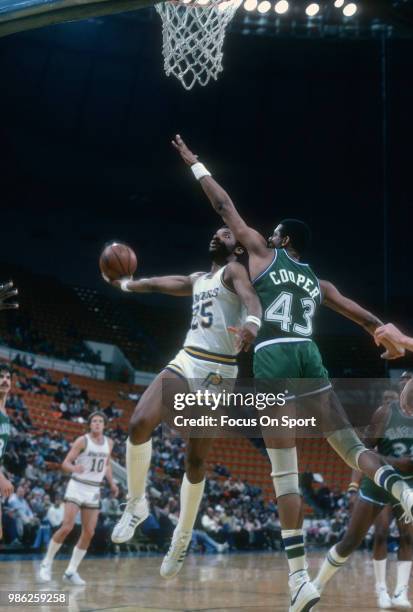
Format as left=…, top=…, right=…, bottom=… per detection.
left=279, top=219, right=312, bottom=254
left=0, top=363, right=12, bottom=375
left=88, top=410, right=107, bottom=425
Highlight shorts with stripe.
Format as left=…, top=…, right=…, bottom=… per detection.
left=253, top=338, right=331, bottom=400
left=165, top=347, right=238, bottom=394
left=64, top=478, right=101, bottom=509
left=359, top=475, right=413, bottom=516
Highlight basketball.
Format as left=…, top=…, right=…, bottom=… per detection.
left=99, top=242, right=137, bottom=281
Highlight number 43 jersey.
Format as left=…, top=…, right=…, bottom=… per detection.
left=253, top=248, right=322, bottom=345
left=183, top=267, right=244, bottom=358
left=72, top=434, right=110, bottom=486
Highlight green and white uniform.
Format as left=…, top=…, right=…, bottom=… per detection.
left=253, top=249, right=330, bottom=399
left=0, top=410, right=11, bottom=533
left=360, top=401, right=413, bottom=512
left=0, top=411, right=10, bottom=461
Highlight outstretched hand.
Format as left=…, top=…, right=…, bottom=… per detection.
left=228, top=322, right=258, bottom=353
left=0, top=281, right=18, bottom=311
left=172, top=134, right=199, bottom=166
left=373, top=323, right=406, bottom=360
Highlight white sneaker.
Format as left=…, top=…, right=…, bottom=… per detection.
left=376, top=586, right=392, bottom=609
left=39, top=562, right=52, bottom=582
left=63, top=572, right=86, bottom=586
left=289, top=570, right=320, bottom=612
left=160, top=530, right=192, bottom=580
left=111, top=496, right=149, bottom=544
left=217, top=542, right=229, bottom=553
left=400, top=489, right=413, bottom=524
left=392, top=587, right=412, bottom=610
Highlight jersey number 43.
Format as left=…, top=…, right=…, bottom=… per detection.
left=265, top=291, right=315, bottom=336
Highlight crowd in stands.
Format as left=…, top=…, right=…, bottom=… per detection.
left=1, top=371, right=368, bottom=557
left=0, top=368, right=393, bottom=558
left=1, top=314, right=102, bottom=365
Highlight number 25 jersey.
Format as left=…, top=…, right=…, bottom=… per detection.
left=183, top=267, right=244, bottom=357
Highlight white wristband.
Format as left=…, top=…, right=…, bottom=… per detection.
left=120, top=279, right=132, bottom=292
left=246, top=315, right=262, bottom=329
left=191, top=162, right=211, bottom=181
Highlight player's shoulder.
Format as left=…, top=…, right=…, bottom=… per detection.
left=223, top=261, right=248, bottom=278
left=73, top=434, right=88, bottom=450
left=373, top=403, right=392, bottom=423
left=189, top=271, right=207, bottom=284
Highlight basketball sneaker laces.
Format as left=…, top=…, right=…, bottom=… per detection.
left=166, top=531, right=191, bottom=563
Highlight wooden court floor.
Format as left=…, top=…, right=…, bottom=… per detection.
left=0, top=551, right=395, bottom=611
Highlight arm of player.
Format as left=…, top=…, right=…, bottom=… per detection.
left=172, top=135, right=268, bottom=256
left=374, top=323, right=413, bottom=352
left=103, top=273, right=202, bottom=297
left=105, top=441, right=119, bottom=497
left=320, top=280, right=405, bottom=360
left=105, top=461, right=119, bottom=498
left=363, top=404, right=389, bottom=448
left=224, top=262, right=262, bottom=352
left=0, top=467, right=14, bottom=498
left=61, top=436, right=87, bottom=474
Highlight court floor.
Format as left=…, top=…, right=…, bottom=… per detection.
left=0, top=550, right=394, bottom=611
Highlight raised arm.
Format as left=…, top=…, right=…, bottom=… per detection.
left=103, top=272, right=202, bottom=297
left=320, top=280, right=404, bottom=360
left=224, top=262, right=262, bottom=352
left=172, top=135, right=267, bottom=256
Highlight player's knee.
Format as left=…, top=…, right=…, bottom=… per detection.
left=81, top=526, right=95, bottom=541
left=129, top=410, right=151, bottom=443
left=373, top=529, right=388, bottom=547
left=185, top=454, right=205, bottom=476
left=60, top=521, right=75, bottom=537
left=399, top=530, right=413, bottom=549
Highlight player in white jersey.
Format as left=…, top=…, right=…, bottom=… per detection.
left=39, top=411, right=119, bottom=585
left=104, top=226, right=262, bottom=579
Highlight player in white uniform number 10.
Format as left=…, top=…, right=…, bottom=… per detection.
left=39, top=411, right=119, bottom=585
left=104, top=226, right=262, bottom=579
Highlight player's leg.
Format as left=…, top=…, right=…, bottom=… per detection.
left=254, top=344, right=319, bottom=612
left=63, top=507, right=99, bottom=585
left=313, top=496, right=383, bottom=594
left=160, top=437, right=214, bottom=579
left=39, top=501, right=79, bottom=582
left=112, top=368, right=187, bottom=543
left=306, top=390, right=413, bottom=522
left=372, top=506, right=393, bottom=608
left=392, top=509, right=413, bottom=609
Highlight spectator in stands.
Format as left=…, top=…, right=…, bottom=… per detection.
left=8, top=485, right=39, bottom=543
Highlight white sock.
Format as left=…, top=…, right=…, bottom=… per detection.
left=373, top=559, right=387, bottom=589
left=313, top=545, right=349, bottom=592
left=43, top=538, right=62, bottom=565
left=127, top=438, right=152, bottom=499
left=66, top=546, right=87, bottom=575
left=396, top=561, right=412, bottom=593
left=281, top=529, right=307, bottom=575
left=176, top=474, right=205, bottom=534
left=373, top=466, right=410, bottom=502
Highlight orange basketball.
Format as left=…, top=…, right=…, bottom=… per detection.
left=99, top=242, right=137, bottom=281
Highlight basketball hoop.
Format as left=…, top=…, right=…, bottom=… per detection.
left=155, top=0, right=242, bottom=90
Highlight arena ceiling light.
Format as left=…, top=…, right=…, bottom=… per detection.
left=334, top=0, right=344, bottom=7
left=343, top=2, right=357, bottom=16
left=257, top=0, right=271, bottom=13
left=305, top=2, right=320, bottom=16
left=243, top=0, right=258, bottom=10
left=274, top=0, right=289, bottom=13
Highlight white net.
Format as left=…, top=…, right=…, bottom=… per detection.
left=155, top=0, right=242, bottom=90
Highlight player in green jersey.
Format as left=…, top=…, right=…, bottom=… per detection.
left=0, top=363, right=14, bottom=540
left=314, top=372, right=413, bottom=609
left=172, top=134, right=413, bottom=612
